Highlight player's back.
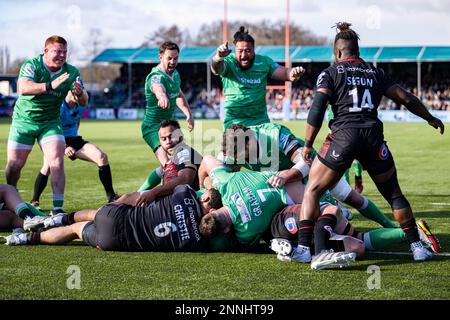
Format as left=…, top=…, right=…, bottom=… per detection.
left=124, top=185, right=206, bottom=251
left=317, top=58, right=395, bottom=131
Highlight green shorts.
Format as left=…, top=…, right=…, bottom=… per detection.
left=8, top=119, right=63, bottom=148
left=141, top=122, right=160, bottom=153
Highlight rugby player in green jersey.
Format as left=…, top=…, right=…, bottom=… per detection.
left=5, top=36, right=88, bottom=214
left=221, top=123, right=397, bottom=229
left=211, top=26, right=305, bottom=128
left=140, top=41, right=194, bottom=190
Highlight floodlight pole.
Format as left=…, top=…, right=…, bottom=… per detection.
left=284, top=0, right=292, bottom=121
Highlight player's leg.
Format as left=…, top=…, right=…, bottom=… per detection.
left=330, top=176, right=397, bottom=228
left=39, top=129, right=66, bottom=214
left=75, top=141, right=117, bottom=202
left=38, top=222, right=90, bottom=244
left=0, top=184, right=38, bottom=219
left=31, top=158, right=50, bottom=207
left=0, top=210, right=23, bottom=230
left=138, top=167, right=163, bottom=192
left=114, top=192, right=140, bottom=205
left=140, top=125, right=166, bottom=189
left=352, top=160, right=363, bottom=193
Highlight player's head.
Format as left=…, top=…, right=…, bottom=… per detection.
left=199, top=209, right=232, bottom=238
left=333, top=22, right=360, bottom=62
left=43, top=36, right=68, bottom=70
left=233, top=26, right=255, bottom=70
left=198, top=188, right=223, bottom=216
left=222, top=124, right=258, bottom=165
left=158, top=119, right=183, bottom=154
left=159, top=41, right=180, bottom=75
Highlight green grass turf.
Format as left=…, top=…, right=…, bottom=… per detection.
left=0, top=119, right=449, bottom=300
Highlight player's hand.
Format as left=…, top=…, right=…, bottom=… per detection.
left=135, top=190, right=155, bottom=207
left=301, top=146, right=314, bottom=166
left=354, top=176, right=363, bottom=194
left=157, top=94, right=170, bottom=109
left=266, top=174, right=286, bottom=188
left=428, top=116, right=445, bottom=135
left=51, top=72, right=70, bottom=90
left=187, top=117, right=194, bottom=131
left=289, top=66, right=305, bottom=82
left=71, top=76, right=83, bottom=97
left=65, top=146, right=76, bottom=158
left=216, top=42, right=232, bottom=59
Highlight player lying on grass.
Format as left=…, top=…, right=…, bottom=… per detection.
left=221, top=123, right=396, bottom=228
left=3, top=185, right=223, bottom=252
left=30, top=90, right=118, bottom=208
left=116, top=119, right=202, bottom=206
left=268, top=204, right=441, bottom=270
left=0, top=184, right=48, bottom=231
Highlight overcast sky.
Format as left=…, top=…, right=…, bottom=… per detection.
left=1, top=0, right=450, bottom=65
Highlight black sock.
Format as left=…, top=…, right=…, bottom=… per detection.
left=32, top=172, right=49, bottom=202
left=297, top=220, right=315, bottom=248
left=98, top=165, right=115, bottom=199
left=28, top=232, right=41, bottom=245
left=314, top=214, right=338, bottom=254
left=400, top=218, right=420, bottom=244
left=62, top=212, right=76, bottom=225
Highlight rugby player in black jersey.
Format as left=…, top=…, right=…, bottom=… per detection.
left=298, top=22, right=444, bottom=264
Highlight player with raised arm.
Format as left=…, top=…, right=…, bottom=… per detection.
left=140, top=41, right=195, bottom=190
left=300, top=22, right=444, bottom=262
left=211, top=26, right=304, bottom=128
left=5, top=36, right=88, bottom=214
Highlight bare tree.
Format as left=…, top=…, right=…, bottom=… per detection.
left=142, top=25, right=185, bottom=47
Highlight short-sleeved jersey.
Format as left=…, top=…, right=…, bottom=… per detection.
left=143, top=66, right=181, bottom=125
left=162, top=142, right=203, bottom=190
left=316, top=58, right=396, bottom=131
left=220, top=54, right=279, bottom=128
left=124, top=184, right=206, bottom=251
left=14, top=54, right=81, bottom=122
left=210, top=167, right=287, bottom=246
left=222, top=123, right=303, bottom=172
left=60, top=100, right=87, bottom=137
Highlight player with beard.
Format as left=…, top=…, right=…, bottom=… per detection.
left=211, top=26, right=305, bottom=128
left=116, top=120, right=202, bottom=206
left=300, top=22, right=444, bottom=262
left=140, top=42, right=195, bottom=190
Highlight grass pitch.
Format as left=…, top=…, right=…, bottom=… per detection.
left=0, top=119, right=449, bottom=300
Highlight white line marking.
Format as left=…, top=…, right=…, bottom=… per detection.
left=431, top=203, right=450, bottom=206
left=371, top=251, right=450, bottom=257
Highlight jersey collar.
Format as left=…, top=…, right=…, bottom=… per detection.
left=340, top=57, right=365, bottom=63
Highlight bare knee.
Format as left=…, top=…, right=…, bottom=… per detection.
left=98, top=152, right=108, bottom=166
left=6, top=159, right=25, bottom=172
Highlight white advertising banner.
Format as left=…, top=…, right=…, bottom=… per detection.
left=118, top=108, right=138, bottom=120
left=95, top=108, right=116, bottom=120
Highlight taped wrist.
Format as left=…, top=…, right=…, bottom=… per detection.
left=307, top=92, right=329, bottom=128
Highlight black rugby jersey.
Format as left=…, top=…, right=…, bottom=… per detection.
left=124, top=184, right=206, bottom=251
left=316, top=58, right=396, bottom=131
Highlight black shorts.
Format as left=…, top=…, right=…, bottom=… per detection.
left=82, top=204, right=129, bottom=251
left=317, top=123, right=395, bottom=175
left=65, top=136, right=89, bottom=160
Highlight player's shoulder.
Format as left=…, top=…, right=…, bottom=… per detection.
left=64, top=62, right=80, bottom=75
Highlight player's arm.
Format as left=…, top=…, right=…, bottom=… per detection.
left=176, top=90, right=194, bottom=131
left=271, top=66, right=305, bottom=82
left=211, top=42, right=231, bottom=76
left=18, top=71, right=70, bottom=96
left=266, top=148, right=309, bottom=188
left=136, top=165, right=197, bottom=206
left=151, top=80, right=170, bottom=109
left=199, top=155, right=225, bottom=188
left=302, top=88, right=331, bottom=163
left=384, top=84, right=444, bottom=134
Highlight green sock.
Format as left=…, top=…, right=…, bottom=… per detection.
left=25, top=203, right=48, bottom=217
left=352, top=160, right=363, bottom=177
left=364, top=228, right=407, bottom=250
left=52, top=194, right=64, bottom=210
left=138, top=168, right=162, bottom=192
left=359, top=198, right=397, bottom=228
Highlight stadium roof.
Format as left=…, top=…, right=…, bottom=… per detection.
left=93, top=45, right=450, bottom=64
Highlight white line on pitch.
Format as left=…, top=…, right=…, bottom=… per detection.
left=371, top=251, right=450, bottom=257
left=431, top=203, right=450, bottom=206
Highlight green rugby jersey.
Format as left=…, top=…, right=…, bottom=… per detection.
left=210, top=167, right=287, bottom=246
left=143, top=66, right=181, bottom=125
left=14, top=54, right=80, bottom=122
left=220, top=54, right=278, bottom=128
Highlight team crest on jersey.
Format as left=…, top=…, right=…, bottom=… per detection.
left=284, top=217, right=298, bottom=234
left=379, top=143, right=389, bottom=160
left=231, top=192, right=251, bottom=223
